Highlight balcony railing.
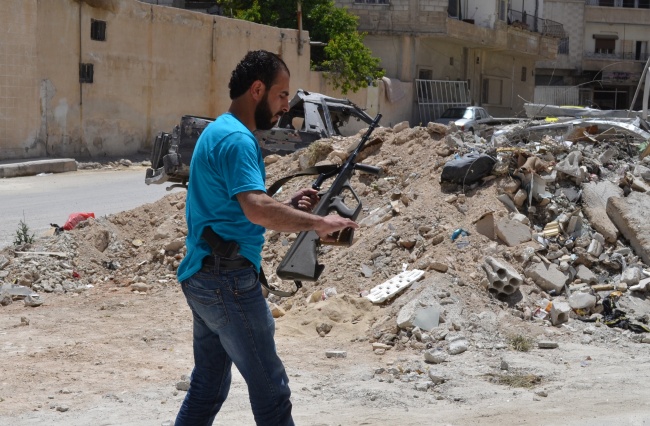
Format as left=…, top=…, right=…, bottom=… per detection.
left=507, top=9, right=566, bottom=38
left=585, top=0, right=650, bottom=8
left=584, top=50, right=650, bottom=61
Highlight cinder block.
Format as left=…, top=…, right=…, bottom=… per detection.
left=550, top=301, right=571, bottom=326
left=482, top=256, right=523, bottom=296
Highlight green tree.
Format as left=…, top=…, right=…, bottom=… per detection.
left=215, top=0, right=383, bottom=93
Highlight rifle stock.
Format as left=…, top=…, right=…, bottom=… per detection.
left=276, top=114, right=382, bottom=282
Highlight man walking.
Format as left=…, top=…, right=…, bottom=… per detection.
left=174, top=50, right=357, bottom=425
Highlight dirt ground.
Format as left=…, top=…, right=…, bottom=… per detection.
left=2, top=123, right=650, bottom=425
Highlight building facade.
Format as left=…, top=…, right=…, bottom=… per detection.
left=536, top=0, right=650, bottom=109
left=336, top=0, right=562, bottom=122
left=0, top=0, right=311, bottom=160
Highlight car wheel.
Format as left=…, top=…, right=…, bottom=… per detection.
left=468, top=128, right=475, bottom=134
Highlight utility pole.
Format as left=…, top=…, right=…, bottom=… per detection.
left=297, top=1, right=303, bottom=56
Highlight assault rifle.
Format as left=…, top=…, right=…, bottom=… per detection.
left=274, top=113, right=382, bottom=293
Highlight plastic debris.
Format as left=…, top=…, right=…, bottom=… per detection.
left=366, top=269, right=425, bottom=304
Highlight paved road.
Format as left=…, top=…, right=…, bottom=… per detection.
left=0, top=167, right=183, bottom=248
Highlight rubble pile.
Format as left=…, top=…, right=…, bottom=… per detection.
left=3, top=115, right=650, bottom=372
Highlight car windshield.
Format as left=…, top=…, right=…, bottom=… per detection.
left=441, top=108, right=473, bottom=119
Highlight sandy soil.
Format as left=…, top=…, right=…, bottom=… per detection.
left=2, top=285, right=650, bottom=426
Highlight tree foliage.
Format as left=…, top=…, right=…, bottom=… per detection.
left=215, top=0, right=383, bottom=93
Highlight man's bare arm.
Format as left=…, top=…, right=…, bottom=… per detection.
left=236, top=190, right=357, bottom=237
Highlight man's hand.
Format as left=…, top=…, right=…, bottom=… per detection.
left=315, top=215, right=358, bottom=243
left=289, top=188, right=320, bottom=212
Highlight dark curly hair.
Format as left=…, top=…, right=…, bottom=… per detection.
left=228, top=50, right=290, bottom=100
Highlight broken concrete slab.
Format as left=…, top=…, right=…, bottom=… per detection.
left=607, top=192, right=650, bottom=266
left=495, top=217, right=532, bottom=247
left=473, top=211, right=496, bottom=240
left=525, top=262, right=570, bottom=293
left=575, top=264, right=598, bottom=285
left=581, top=181, right=623, bottom=243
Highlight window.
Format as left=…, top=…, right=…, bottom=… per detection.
left=640, top=0, right=650, bottom=8
left=498, top=0, right=507, bottom=21
left=448, top=0, right=459, bottom=18
left=354, top=0, right=389, bottom=4
left=91, top=19, right=106, bottom=41
left=598, top=0, right=615, bottom=6
left=79, top=63, right=94, bottom=83
left=558, top=37, right=569, bottom=54
left=521, top=67, right=527, bottom=82
left=418, top=68, right=433, bottom=80
left=482, top=78, right=503, bottom=105
left=595, top=38, right=616, bottom=54
left=622, top=0, right=635, bottom=7
left=637, top=41, right=648, bottom=60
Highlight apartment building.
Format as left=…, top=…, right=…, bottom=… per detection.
left=536, top=0, right=650, bottom=109
left=336, top=0, right=562, bottom=122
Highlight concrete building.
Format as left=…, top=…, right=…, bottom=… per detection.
left=336, top=0, right=562, bottom=123
left=536, top=0, right=650, bottom=109
left=0, top=0, right=316, bottom=160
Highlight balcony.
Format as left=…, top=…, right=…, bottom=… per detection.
left=584, top=50, right=650, bottom=61
left=585, top=0, right=650, bottom=8
left=582, top=50, right=650, bottom=73
left=507, top=9, right=566, bottom=38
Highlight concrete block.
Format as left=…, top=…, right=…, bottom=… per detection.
left=582, top=181, right=623, bottom=243
left=607, top=192, right=650, bottom=266
left=482, top=256, right=523, bottom=296
left=621, top=267, right=641, bottom=286
left=555, top=151, right=583, bottom=179
left=524, top=262, right=570, bottom=293
left=495, top=218, right=531, bottom=247
left=598, top=147, right=618, bottom=164
left=634, top=164, right=650, bottom=182
left=550, top=301, right=571, bottom=326
left=568, top=292, right=597, bottom=310
left=474, top=211, right=495, bottom=240
left=412, top=306, right=440, bottom=331
left=497, top=194, right=519, bottom=213
left=575, top=265, right=597, bottom=285
left=392, top=121, right=409, bottom=133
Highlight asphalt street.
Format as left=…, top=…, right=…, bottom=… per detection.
left=0, top=167, right=182, bottom=248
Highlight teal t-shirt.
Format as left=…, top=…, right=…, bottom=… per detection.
left=177, top=113, right=266, bottom=282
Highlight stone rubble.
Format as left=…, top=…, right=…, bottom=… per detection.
left=3, top=116, right=650, bottom=399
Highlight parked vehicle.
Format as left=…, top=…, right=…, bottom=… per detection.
left=434, top=106, right=493, bottom=134
left=144, top=89, right=374, bottom=189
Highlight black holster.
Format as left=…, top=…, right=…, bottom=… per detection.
left=201, top=227, right=239, bottom=258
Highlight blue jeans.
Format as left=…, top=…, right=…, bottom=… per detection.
left=175, top=262, right=294, bottom=426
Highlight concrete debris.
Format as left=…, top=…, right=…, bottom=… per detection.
left=607, top=192, right=650, bottom=265
left=4, top=112, right=650, bottom=394
left=366, top=269, right=425, bottom=304
left=482, top=256, right=523, bottom=296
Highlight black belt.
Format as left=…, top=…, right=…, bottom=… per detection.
left=201, top=255, right=253, bottom=271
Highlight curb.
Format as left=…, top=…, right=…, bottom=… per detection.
left=0, top=159, right=77, bottom=178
